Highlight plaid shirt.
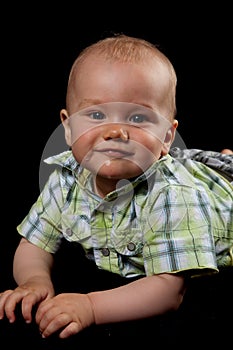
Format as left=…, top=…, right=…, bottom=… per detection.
left=17, top=150, right=233, bottom=278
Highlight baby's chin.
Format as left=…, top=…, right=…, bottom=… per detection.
left=88, top=160, right=146, bottom=180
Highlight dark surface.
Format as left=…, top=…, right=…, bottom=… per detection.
left=0, top=240, right=232, bottom=348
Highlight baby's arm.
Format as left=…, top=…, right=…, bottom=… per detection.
left=35, top=272, right=185, bottom=338
left=0, top=238, right=55, bottom=323
left=89, top=272, right=185, bottom=322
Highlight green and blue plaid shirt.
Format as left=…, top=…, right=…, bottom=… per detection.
left=17, top=150, right=233, bottom=278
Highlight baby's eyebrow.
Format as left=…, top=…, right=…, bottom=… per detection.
left=78, top=99, right=103, bottom=110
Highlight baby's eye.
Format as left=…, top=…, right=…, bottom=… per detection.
left=129, top=114, right=147, bottom=123
left=89, top=111, right=106, bottom=120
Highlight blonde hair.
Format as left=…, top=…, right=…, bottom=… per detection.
left=67, top=34, right=177, bottom=118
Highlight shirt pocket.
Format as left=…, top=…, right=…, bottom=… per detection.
left=110, top=228, right=143, bottom=256
left=61, top=214, right=92, bottom=248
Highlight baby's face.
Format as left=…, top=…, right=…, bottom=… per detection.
left=64, top=57, right=177, bottom=180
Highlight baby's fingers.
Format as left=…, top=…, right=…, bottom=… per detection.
left=0, top=289, right=39, bottom=324
left=20, top=293, right=41, bottom=323
left=0, top=290, right=19, bottom=322
left=36, top=302, right=80, bottom=338
left=40, top=315, right=80, bottom=339
left=58, top=321, right=80, bottom=339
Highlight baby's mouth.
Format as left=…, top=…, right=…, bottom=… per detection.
left=95, top=148, right=134, bottom=158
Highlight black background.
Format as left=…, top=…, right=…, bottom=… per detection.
left=0, top=4, right=232, bottom=347
left=1, top=3, right=232, bottom=289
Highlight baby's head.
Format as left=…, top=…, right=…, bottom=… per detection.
left=65, top=34, right=177, bottom=119
left=60, top=34, right=178, bottom=184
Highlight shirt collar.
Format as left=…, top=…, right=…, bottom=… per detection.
left=44, top=150, right=170, bottom=199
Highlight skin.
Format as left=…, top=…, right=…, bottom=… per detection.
left=0, top=54, right=198, bottom=339
left=221, top=149, right=233, bottom=154
left=61, top=56, right=178, bottom=196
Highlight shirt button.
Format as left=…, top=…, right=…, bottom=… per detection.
left=101, top=248, right=110, bottom=256
left=66, top=228, right=73, bottom=236
left=127, top=242, right=136, bottom=251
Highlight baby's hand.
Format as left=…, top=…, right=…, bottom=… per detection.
left=35, top=293, right=95, bottom=339
left=0, top=282, right=54, bottom=324
left=221, top=149, right=233, bottom=154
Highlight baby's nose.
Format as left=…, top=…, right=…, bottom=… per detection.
left=103, top=127, right=129, bottom=141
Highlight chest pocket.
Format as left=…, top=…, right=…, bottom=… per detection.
left=61, top=214, right=93, bottom=249
left=110, top=228, right=144, bottom=256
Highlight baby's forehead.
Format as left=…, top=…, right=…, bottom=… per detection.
left=67, top=55, right=175, bottom=117
left=71, top=51, right=169, bottom=82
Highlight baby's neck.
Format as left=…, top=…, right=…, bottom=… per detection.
left=93, top=177, right=119, bottom=198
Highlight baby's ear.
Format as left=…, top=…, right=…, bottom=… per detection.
left=161, top=119, right=178, bottom=156
left=60, top=109, right=72, bottom=147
